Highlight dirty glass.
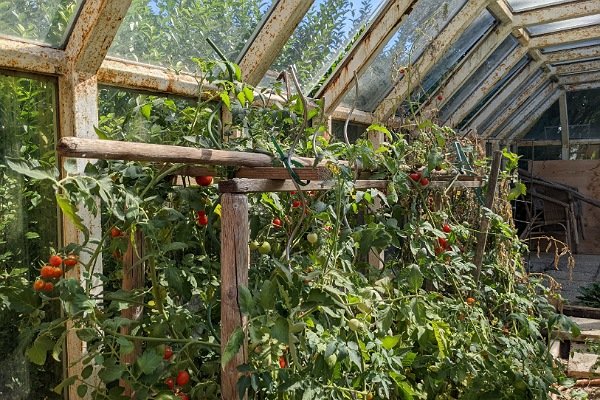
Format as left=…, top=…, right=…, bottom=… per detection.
left=0, top=0, right=83, bottom=47
left=263, top=0, right=386, bottom=93
left=527, top=14, right=600, bottom=36
left=0, top=73, right=61, bottom=399
left=342, top=0, right=468, bottom=112
left=521, top=98, right=560, bottom=140
left=439, top=35, right=519, bottom=123
left=108, top=0, right=274, bottom=72
left=567, top=88, right=600, bottom=140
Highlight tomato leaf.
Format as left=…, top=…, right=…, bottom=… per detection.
left=221, top=327, right=244, bottom=369
left=238, top=285, right=255, bottom=316
left=56, top=194, right=88, bottom=240
left=136, top=348, right=162, bottom=374
left=381, top=335, right=401, bottom=350
left=52, top=375, right=77, bottom=394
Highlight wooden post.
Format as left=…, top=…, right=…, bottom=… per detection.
left=368, top=130, right=385, bottom=269
left=220, top=193, right=249, bottom=400
left=473, top=150, right=503, bottom=282
left=120, top=230, right=145, bottom=395
left=559, top=91, right=570, bottom=160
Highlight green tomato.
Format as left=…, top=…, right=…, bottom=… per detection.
left=249, top=241, right=260, bottom=251
left=307, top=233, right=318, bottom=244
left=325, top=353, right=337, bottom=367
left=258, top=242, right=271, bottom=255
left=348, top=318, right=362, bottom=332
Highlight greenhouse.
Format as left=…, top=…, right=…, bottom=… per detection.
left=1, top=0, right=600, bottom=399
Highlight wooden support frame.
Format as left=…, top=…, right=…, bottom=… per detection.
left=559, top=70, right=600, bottom=86
left=238, top=0, right=314, bottom=86
left=512, top=0, right=600, bottom=27
left=555, top=60, right=600, bottom=76
left=559, top=91, right=570, bottom=160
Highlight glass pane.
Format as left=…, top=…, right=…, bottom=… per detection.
left=331, top=119, right=368, bottom=143
left=411, top=10, right=496, bottom=104
left=475, top=65, right=541, bottom=133
left=567, top=88, right=600, bottom=139
left=439, top=35, right=519, bottom=122
left=526, top=14, right=600, bottom=36
left=263, top=0, right=386, bottom=93
left=342, top=0, right=468, bottom=112
left=0, top=73, right=60, bottom=398
left=108, top=0, right=274, bottom=71
left=0, top=0, right=83, bottom=47
left=98, top=86, right=197, bottom=144
left=506, top=0, right=576, bottom=13
left=517, top=145, right=561, bottom=160
left=542, top=38, right=600, bottom=53
left=522, top=98, right=560, bottom=140
left=570, top=144, right=600, bottom=160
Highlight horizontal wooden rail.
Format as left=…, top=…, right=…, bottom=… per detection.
left=57, top=137, right=332, bottom=168
left=219, top=178, right=388, bottom=193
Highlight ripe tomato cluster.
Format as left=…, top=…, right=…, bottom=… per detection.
left=435, top=223, right=452, bottom=255
left=408, top=171, right=429, bottom=187
left=196, top=210, right=209, bottom=226
left=160, top=346, right=191, bottom=399
left=33, top=253, right=78, bottom=293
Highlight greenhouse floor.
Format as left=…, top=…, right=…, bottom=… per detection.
left=527, top=253, right=600, bottom=305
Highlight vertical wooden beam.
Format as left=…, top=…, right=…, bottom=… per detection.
left=220, top=193, right=249, bottom=400
left=559, top=91, right=571, bottom=160
left=473, top=150, right=502, bottom=282
left=368, top=130, right=384, bottom=269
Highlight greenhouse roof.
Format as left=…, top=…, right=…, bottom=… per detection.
left=0, top=0, right=599, bottom=144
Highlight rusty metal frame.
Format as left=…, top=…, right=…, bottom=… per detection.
left=512, top=0, right=600, bottom=26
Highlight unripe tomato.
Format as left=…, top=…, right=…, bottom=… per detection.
left=176, top=370, right=190, bottom=386
left=40, top=265, right=54, bottom=279
left=49, top=255, right=62, bottom=267
left=163, top=345, right=173, bottom=360
left=307, top=233, right=318, bottom=244
left=258, top=242, right=271, bottom=255
left=64, top=254, right=78, bottom=267
left=33, top=279, right=45, bottom=292
left=348, top=318, right=362, bottom=332
left=195, top=175, right=213, bottom=186
left=249, top=241, right=260, bottom=251
left=43, top=282, right=54, bottom=292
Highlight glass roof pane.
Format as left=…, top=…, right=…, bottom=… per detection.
left=108, top=0, right=274, bottom=71
left=439, top=35, right=519, bottom=122
left=506, top=0, right=576, bottom=13
left=457, top=55, right=531, bottom=130
left=262, top=0, right=386, bottom=93
left=411, top=10, right=496, bottom=105
left=526, top=14, right=600, bottom=36
left=0, top=0, right=83, bottom=47
left=342, top=0, right=468, bottom=112
left=542, top=38, right=600, bottom=53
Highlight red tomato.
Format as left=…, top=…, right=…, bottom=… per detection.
left=40, top=265, right=54, bottom=279
left=292, top=200, right=302, bottom=208
left=52, top=267, right=63, bottom=279
left=420, top=177, right=430, bottom=186
left=163, top=345, right=173, bottom=360
left=466, top=297, right=475, bottom=306
left=197, top=214, right=209, bottom=226
left=442, top=223, right=452, bottom=233
left=195, top=176, right=213, bottom=186
left=43, top=282, right=54, bottom=292
left=49, top=255, right=62, bottom=267
left=176, top=370, right=190, bottom=386
left=33, top=279, right=45, bottom=292
left=272, top=218, right=282, bottom=228
left=409, top=172, right=421, bottom=182
left=110, top=227, right=122, bottom=238
left=64, top=254, right=78, bottom=267
left=177, top=394, right=189, bottom=400
left=164, top=377, right=175, bottom=390
left=279, top=356, right=287, bottom=368
left=438, top=237, right=448, bottom=249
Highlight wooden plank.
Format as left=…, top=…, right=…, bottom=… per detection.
left=220, top=193, right=249, bottom=400
left=219, top=178, right=388, bottom=193
left=529, top=25, right=600, bottom=49
left=57, top=137, right=337, bottom=168
left=235, top=167, right=333, bottom=181
left=559, top=91, right=570, bottom=160
left=513, top=0, right=600, bottom=27
left=238, top=0, right=314, bottom=86
left=564, top=305, right=600, bottom=320
left=474, top=151, right=502, bottom=282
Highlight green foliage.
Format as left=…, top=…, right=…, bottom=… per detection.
left=577, top=282, right=600, bottom=308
